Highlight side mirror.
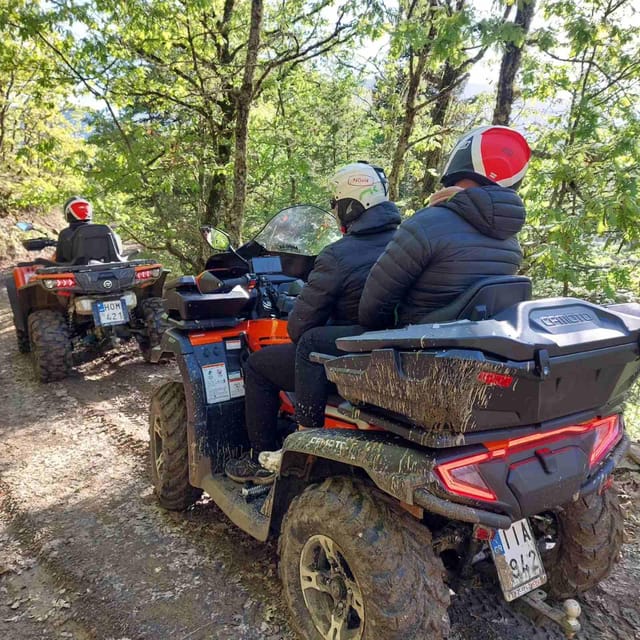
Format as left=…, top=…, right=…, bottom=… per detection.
left=196, top=270, right=224, bottom=294
left=201, top=226, right=231, bottom=252
left=16, top=221, right=34, bottom=232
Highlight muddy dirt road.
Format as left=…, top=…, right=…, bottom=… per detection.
left=0, top=283, right=639, bottom=640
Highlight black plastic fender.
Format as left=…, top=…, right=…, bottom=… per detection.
left=278, top=428, right=437, bottom=505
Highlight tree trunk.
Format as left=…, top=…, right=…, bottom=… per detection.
left=228, top=0, right=263, bottom=244
left=419, top=62, right=459, bottom=202
left=492, top=0, right=536, bottom=126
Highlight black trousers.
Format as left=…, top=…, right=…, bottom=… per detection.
left=244, top=325, right=364, bottom=454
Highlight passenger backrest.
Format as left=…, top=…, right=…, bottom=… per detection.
left=420, top=276, right=532, bottom=323
left=69, top=224, right=122, bottom=265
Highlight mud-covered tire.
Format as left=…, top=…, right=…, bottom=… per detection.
left=544, top=489, right=623, bottom=599
left=138, top=297, right=169, bottom=362
left=278, top=477, right=450, bottom=640
left=15, top=324, right=30, bottom=353
left=28, top=310, right=72, bottom=382
left=149, top=381, right=202, bottom=510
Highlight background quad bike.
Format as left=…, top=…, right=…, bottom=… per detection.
left=8, top=226, right=170, bottom=382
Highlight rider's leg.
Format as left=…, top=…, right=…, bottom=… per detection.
left=294, top=325, right=365, bottom=428
left=226, top=342, right=296, bottom=484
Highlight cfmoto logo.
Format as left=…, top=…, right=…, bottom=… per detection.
left=103, top=280, right=113, bottom=289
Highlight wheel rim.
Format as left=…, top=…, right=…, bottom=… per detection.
left=152, top=415, right=165, bottom=478
left=299, top=534, right=364, bottom=640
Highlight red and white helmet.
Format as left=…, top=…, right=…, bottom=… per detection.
left=63, top=196, right=93, bottom=223
left=441, top=126, right=531, bottom=190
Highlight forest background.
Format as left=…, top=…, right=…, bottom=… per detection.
left=1, top=0, right=639, bottom=295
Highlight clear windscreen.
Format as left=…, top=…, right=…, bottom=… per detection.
left=252, top=205, right=341, bottom=256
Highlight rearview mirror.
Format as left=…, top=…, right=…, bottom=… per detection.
left=22, top=238, right=49, bottom=251
left=16, top=221, right=34, bottom=232
left=201, top=226, right=231, bottom=252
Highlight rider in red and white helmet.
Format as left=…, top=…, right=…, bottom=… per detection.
left=359, top=125, right=531, bottom=329
left=56, top=196, right=94, bottom=263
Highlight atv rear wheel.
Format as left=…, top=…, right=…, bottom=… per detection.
left=28, top=310, right=72, bottom=382
left=540, top=488, right=623, bottom=599
left=149, top=381, right=202, bottom=510
left=138, top=297, right=169, bottom=362
left=278, top=477, right=450, bottom=640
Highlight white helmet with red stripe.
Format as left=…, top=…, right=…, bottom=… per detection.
left=441, top=126, right=531, bottom=190
left=63, top=196, right=93, bottom=223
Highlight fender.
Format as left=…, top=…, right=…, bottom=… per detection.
left=278, top=428, right=436, bottom=505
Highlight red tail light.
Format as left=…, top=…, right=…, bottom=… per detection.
left=41, top=276, right=76, bottom=290
left=435, top=453, right=498, bottom=502
left=435, top=414, right=622, bottom=502
left=135, top=267, right=162, bottom=281
left=589, top=415, right=621, bottom=466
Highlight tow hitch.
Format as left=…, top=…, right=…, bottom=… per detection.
left=518, top=590, right=582, bottom=638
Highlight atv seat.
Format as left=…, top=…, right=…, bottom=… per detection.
left=418, top=275, right=532, bottom=323
left=68, top=224, right=123, bottom=265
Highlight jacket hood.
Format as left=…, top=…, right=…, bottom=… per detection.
left=348, top=200, right=401, bottom=235
left=439, top=185, right=525, bottom=240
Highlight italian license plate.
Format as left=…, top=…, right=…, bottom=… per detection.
left=490, top=518, right=547, bottom=601
left=93, top=299, right=128, bottom=326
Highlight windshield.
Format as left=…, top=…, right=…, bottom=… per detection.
left=253, top=205, right=341, bottom=256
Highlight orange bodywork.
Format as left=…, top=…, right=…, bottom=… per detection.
left=189, top=318, right=291, bottom=351
left=13, top=265, right=40, bottom=289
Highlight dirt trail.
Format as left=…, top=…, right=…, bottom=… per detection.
left=0, top=283, right=639, bottom=640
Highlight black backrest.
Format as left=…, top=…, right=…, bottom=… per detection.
left=69, top=224, right=122, bottom=265
left=420, top=276, right=532, bottom=323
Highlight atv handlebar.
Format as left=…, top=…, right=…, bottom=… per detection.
left=22, top=237, right=57, bottom=251
left=196, top=271, right=253, bottom=294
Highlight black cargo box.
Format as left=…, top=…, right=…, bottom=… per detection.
left=164, top=276, right=251, bottom=321
left=326, top=299, right=640, bottom=434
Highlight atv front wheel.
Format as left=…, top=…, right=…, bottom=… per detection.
left=278, top=477, right=450, bottom=640
left=28, top=310, right=72, bottom=382
left=15, top=323, right=30, bottom=353
left=138, top=297, right=169, bottom=362
left=541, top=488, right=623, bottom=599
left=149, top=381, right=202, bottom=510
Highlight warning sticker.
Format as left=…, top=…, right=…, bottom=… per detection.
left=226, top=339, right=242, bottom=351
left=228, top=370, right=245, bottom=398
left=202, top=362, right=231, bottom=403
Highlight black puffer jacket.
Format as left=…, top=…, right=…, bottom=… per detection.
left=288, top=201, right=401, bottom=342
left=359, top=186, right=526, bottom=329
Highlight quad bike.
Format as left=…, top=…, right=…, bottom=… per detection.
left=6, top=221, right=170, bottom=382
left=149, top=204, right=639, bottom=640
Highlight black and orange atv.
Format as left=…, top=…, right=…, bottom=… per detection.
left=6, top=222, right=169, bottom=382
left=149, top=205, right=638, bottom=639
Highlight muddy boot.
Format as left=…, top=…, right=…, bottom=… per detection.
left=225, top=453, right=275, bottom=485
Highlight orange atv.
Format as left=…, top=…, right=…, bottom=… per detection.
left=149, top=205, right=638, bottom=639
left=6, top=222, right=169, bottom=382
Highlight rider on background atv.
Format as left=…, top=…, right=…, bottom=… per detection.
left=359, top=125, right=531, bottom=329
left=224, top=162, right=401, bottom=484
left=55, top=196, right=123, bottom=263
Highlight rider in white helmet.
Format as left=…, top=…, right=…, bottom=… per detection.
left=225, top=161, right=401, bottom=484
left=329, top=161, right=390, bottom=231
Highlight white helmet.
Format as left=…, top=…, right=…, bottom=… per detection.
left=330, top=162, right=389, bottom=227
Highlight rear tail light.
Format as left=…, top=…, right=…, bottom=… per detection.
left=589, top=415, right=621, bottom=467
left=435, top=453, right=498, bottom=502
left=42, top=276, right=76, bottom=289
left=435, top=414, right=622, bottom=502
left=135, top=267, right=162, bottom=281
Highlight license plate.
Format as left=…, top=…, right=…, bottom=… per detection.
left=490, top=518, right=547, bottom=601
left=93, top=299, right=128, bottom=326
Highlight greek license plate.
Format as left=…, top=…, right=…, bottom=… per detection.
left=490, top=518, right=547, bottom=601
left=93, top=299, right=128, bottom=326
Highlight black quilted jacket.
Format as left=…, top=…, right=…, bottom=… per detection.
left=288, top=201, right=401, bottom=342
left=359, top=186, right=526, bottom=329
